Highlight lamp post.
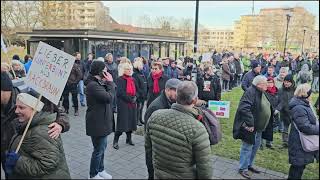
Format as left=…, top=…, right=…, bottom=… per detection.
left=301, top=26, right=307, bottom=55
left=283, top=12, right=292, bottom=56
left=194, top=0, right=199, bottom=53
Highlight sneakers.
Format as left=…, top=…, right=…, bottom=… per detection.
left=89, top=174, right=103, bottom=179
left=98, top=170, right=112, bottom=179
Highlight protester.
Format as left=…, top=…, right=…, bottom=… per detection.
left=105, top=53, right=118, bottom=113
left=222, top=57, right=232, bottom=92
left=263, top=66, right=276, bottom=78
left=276, top=74, right=296, bottom=148
left=234, top=53, right=243, bottom=86
left=288, top=83, right=319, bottom=179
left=85, top=61, right=115, bottom=179
left=1, top=72, right=69, bottom=179
left=183, top=60, right=194, bottom=81
left=84, top=53, right=94, bottom=81
left=62, top=53, right=82, bottom=116
left=23, top=54, right=32, bottom=74
left=11, top=60, right=26, bottom=78
left=296, top=64, right=312, bottom=85
left=311, top=56, right=319, bottom=92
left=297, top=55, right=311, bottom=73
left=132, top=58, right=148, bottom=126
left=233, top=75, right=273, bottom=179
left=261, top=77, right=279, bottom=150
left=146, top=61, right=169, bottom=107
left=75, top=52, right=86, bottom=107
left=169, top=59, right=179, bottom=79
left=145, top=81, right=212, bottom=179
left=241, top=60, right=261, bottom=91
left=113, top=61, right=137, bottom=149
left=228, top=55, right=236, bottom=89
left=1, top=63, right=13, bottom=79
left=162, top=57, right=171, bottom=78
left=289, top=56, right=298, bottom=75
left=5, top=93, right=71, bottom=179
left=274, top=67, right=289, bottom=89
left=197, top=65, right=221, bottom=103
left=141, top=57, right=150, bottom=78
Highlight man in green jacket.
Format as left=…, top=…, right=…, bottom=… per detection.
left=145, top=81, right=212, bottom=179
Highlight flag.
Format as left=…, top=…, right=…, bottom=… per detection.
left=1, top=34, right=8, bottom=53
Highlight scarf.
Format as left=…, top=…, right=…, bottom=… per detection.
left=122, top=75, right=136, bottom=96
left=267, top=86, right=278, bottom=95
left=152, top=71, right=163, bottom=94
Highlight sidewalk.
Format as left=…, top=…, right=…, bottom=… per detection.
left=61, top=107, right=288, bottom=179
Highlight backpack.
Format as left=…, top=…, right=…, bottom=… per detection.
left=194, top=106, right=222, bottom=145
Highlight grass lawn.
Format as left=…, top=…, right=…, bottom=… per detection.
left=214, top=87, right=319, bottom=179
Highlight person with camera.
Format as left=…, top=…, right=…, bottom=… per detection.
left=85, top=60, right=115, bottom=179
left=113, top=61, right=138, bottom=150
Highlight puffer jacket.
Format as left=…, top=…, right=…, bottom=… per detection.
left=288, top=97, right=319, bottom=166
left=145, top=103, right=212, bottom=179
left=8, top=112, right=70, bottom=179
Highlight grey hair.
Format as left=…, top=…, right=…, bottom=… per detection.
left=105, top=53, right=113, bottom=58
left=94, top=57, right=105, bottom=62
left=279, top=67, right=289, bottom=73
left=252, top=75, right=267, bottom=86
left=176, top=81, right=198, bottom=105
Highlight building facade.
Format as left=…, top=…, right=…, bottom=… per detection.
left=233, top=7, right=317, bottom=53
left=40, top=1, right=111, bottom=30
left=198, top=28, right=234, bottom=53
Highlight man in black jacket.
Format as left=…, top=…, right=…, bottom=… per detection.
left=196, top=66, right=221, bottom=104
left=233, top=75, right=273, bottom=179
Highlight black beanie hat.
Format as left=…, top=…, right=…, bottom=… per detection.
left=1, top=72, right=13, bottom=91
left=284, top=74, right=294, bottom=83
left=12, top=54, right=20, bottom=60
left=90, top=61, right=106, bottom=76
left=251, top=60, right=261, bottom=69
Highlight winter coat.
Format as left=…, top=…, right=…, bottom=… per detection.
left=105, top=62, right=118, bottom=80
left=277, top=84, right=296, bottom=126
left=163, top=65, right=171, bottom=78
left=77, top=60, right=86, bottom=80
left=116, top=76, right=138, bottom=132
left=262, top=92, right=279, bottom=141
left=85, top=75, right=116, bottom=136
left=83, top=59, right=93, bottom=81
left=233, top=85, right=274, bottom=144
left=169, top=67, right=179, bottom=79
left=67, top=61, right=82, bottom=85
left=296, top=64, right=312, bottom=85
left=222, top=62, right=232, bottom=81
left=146, top=74, right=169, bottom=107
left=8, top=112, right=70, bottom=179
left=132, top=68, right=148, bottom=103
left=197, top=74, right=221, bottom=102
left=234, top=58, right=243, bottom=75
left=288, top=97, right=319, bottom=166
left=280, top=60, right=290, bottom=68
left=312, top=59, right=319, bottom=77
left=241, top=70, right=258, bottom=91
left=297, top=59, right=311, bottom=72
left=145, top=103, right=213, bottom=179
left=183, top=65, right=193, bottom=79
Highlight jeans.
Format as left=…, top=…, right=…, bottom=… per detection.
left=78, top=80, right=85, bottom=104
left=137, top=101, right=144, bottom=124
left=223, top=80, right=230, bottom=91
left=312, top=77, right=319, bottom=92
left=90, top=136, right=108, bottom=178
left=288, top=165, right=305, bottom=179
left=239, top=132, right=262, bottom=171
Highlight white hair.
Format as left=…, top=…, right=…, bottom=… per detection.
left=294, top=83, right=311, bottom=97
left=94, top=57, right=105, bottom=62
left=118, top=62, right=133, bottom=76
left=252, top=75, right=267, bottom=86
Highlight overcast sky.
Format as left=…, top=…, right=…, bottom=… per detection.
left=103, top=1, right=319, bottom=30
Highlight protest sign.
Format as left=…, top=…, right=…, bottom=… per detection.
left=201, top=52, right=212, bottom=62
left=208, top=100, right=230, bottom=118
left=26, top=41, right=75, bottom=105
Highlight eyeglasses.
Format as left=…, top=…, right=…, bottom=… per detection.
left=152, top=68, right=159, bottom=70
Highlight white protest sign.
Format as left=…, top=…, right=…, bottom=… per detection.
left=26, top=41, right=75, bottom=105
left=208, top=100, right=230, bottom=118
left=202, top=53, right=212, bottom=62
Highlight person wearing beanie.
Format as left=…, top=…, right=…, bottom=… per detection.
left=4, top=93, right=71, bottom=179
left=276, top=74, right=296, bottom=148
left=241, top=60, right=261, bottom=91
left=84, top=60, right=115, bottom=179
left=287, top=83, right=319, bottom=179
left=1, top=72, right=70, bottom=179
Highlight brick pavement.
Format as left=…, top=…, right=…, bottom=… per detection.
left=60, top=106, right=288, bottom=179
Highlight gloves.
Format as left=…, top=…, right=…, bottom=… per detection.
left=5, top=151, right=20, bottom=175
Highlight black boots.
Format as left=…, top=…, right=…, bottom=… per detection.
left=113, top=133, right=120, bottom=150
left=126, top=132, right=134, bottom=146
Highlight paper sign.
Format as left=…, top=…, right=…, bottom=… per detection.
left=26, top=42, right=75, bottom=105
left=208, top=100, right=230, bottom=118
left=202, top=53, right=212, bottom=62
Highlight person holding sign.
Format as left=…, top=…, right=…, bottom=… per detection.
left=196, top=65, right=221, bottom=105
left=5, top=93, right=71, bottom=179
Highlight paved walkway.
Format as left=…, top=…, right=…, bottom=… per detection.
left=61, top=106, right=288, bottom=179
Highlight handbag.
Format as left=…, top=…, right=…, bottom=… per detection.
left=292, top=122, right=319, bottom=152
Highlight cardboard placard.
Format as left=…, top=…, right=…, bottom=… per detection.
left=208, top=100, right=230, bottom=118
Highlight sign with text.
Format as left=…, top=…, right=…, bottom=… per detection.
left=208, top=100, right=230, bottom=118
left=201, top=53, right=212, bottom=62
left=26, top=41, right=75, bottom=105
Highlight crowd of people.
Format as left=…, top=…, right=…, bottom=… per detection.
left=1, top=49, right=319, bottom=179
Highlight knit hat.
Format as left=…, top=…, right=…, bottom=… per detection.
left=284, top=74, right=294, bottom=83
left=165, top=78, right=182, bottom=89
left=16, top=93, right=44, bottom=112
left=90, top=61, right=105, bottom=76
left=1, top=72, right=13, bottom=91
left=251, top=60, right=261, bottom=69
left=12, top=54, right=20, bottom=60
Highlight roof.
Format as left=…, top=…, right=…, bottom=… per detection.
left=17, top=29, right=188, bottom=43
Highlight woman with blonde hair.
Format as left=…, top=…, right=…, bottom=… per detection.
left=288, top=83, right=319, bottom=179
left=113, top=62, right=138, bottom=149
left=11, top=60, right=26, bottom=78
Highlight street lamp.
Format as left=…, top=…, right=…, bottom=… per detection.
left=283, top=11, right=292, bottom=56
left=194, top=0, right=199, bottom=54
left=301, top=26, right=307, bottom=55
